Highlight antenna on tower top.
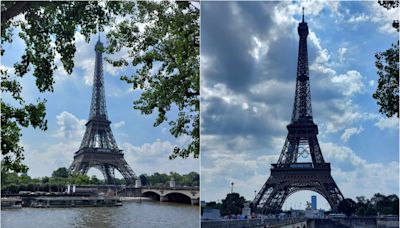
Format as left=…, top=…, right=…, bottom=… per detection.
left=302, top=7, right=305, bottom=22
left=97, top=23, right=100, bottom=42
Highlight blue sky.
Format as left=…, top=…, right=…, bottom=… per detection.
left=2, top=17, right=199, bottom=179
left=201, top=1, right=399, bottom=210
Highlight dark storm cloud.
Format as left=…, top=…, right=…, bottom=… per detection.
left=201, top=1, right=354, bottom=141
left=201, top=1, right=305, bottom=143
left=201, top=2, right=275, bottom=91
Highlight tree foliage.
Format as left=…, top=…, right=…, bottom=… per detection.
left=338, top=198, right=357, bottom=216
left=1, top=1, right=126, bottom=173
left=1, top=168, right=199, bottom=193
left=373, top=1, right=399, bottom=117
left=220, top=193, right=246, bottom=216
left=140, top=171, right=199, bottom=187
left=106, top=1, right=199, bottom=159
left=51, top=167, right=69, bottom=178
left=354, top=194, right=399, bottom=216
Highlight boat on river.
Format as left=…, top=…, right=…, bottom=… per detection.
left=1, top=197, right=23, bottom=209
left=30, top=196, right=122, bottom=208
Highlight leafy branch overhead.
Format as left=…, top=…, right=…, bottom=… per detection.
left=1, top=1, right=126, bottom=172
left=373, top=1, right=399, bottom=118
left=106, top=1, right=200, bottom=158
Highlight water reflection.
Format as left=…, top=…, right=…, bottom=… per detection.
left=2, top=201, right=199, bottom=228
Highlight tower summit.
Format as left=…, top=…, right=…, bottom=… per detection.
left=69, top=36, right=136, bottom=185
left=251, top=12, right=344, bottom=214
left=292, top=6, right=312, bottom=124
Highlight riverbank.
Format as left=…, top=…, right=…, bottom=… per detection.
left=1, top=195, right=122, bottom=208
left=120, top=196, right=153, bottom=202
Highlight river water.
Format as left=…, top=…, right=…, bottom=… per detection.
left=1, top=201, right=199, bottom=228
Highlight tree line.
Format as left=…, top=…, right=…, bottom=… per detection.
left=338, top=194, right=399, bottom=216
left=1, top=167, right=199, bottom=193
left=202, top=193, right=399, bottom=217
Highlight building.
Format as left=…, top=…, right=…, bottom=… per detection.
left=311, top=195, right=317, bottom=209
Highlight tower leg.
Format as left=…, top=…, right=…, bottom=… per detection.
left=101, top=164, right=116, bottom=185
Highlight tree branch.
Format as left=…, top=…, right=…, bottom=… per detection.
left=1, top=1, right=30, bottom=22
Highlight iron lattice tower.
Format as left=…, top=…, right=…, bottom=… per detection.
left=252, top=11, right=344, bottom=213
left=68, top=38, right=136, bottom=185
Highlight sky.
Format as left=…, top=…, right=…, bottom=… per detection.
left=1, top=15, right=199, bottom=179
left=201, top=1, right=399, bottom=210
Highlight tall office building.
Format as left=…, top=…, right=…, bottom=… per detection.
left=311, top=195, right=317, bottom=210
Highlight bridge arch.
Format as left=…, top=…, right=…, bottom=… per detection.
left=142, top=190, right=161, bottom=201
left=164, top=192, right=192, bottom=204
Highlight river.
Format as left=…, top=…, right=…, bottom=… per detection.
left=1, top=201, right=199, bottom=228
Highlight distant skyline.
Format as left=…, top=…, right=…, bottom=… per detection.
left=2, top=19, right=199, bottom=178
left=201, top=1, right=398, bottom=210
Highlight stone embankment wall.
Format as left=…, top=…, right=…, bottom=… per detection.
left=201, top=219, right=264, bottom=228
left=202, top=216, right=399, bottom=228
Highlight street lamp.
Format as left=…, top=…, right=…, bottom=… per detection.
left=231, top=182, right=234, bottom=193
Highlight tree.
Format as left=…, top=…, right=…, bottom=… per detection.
left=182, top=171, right=199, bottom=186
left=71, top=174, right=90, bottom=185
left=354, top=194, right=399, bottom=216
left=51, top=167, right=69, bottom=178
left=1, top=171, right=19, bottom=186
left=220, top=193, right=246, bottom=216
left=42, top=176, right=50, bottom=183
left=373, top=1, right=399, bottom=118
left=139, top=174, right=149, bottom=186
left=106, top=1, right=199, bottom=159
left=147, top=172, right=170, bottom=186
left=372, top=193, right=399, bottom=215
left=90, top=175, right=102, bottom=185
left=1, top=1, right=127, bottom=173
left=338, top=198, right=356, bottom=216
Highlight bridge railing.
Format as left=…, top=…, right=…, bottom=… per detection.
left=141, top=186, right=199, bottom=191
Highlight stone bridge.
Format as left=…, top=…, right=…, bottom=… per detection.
left=140, top=187, right=199, bottom=205
left=53, top=184, right=200, bottom=205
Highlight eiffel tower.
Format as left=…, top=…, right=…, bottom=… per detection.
left=252, top=10, right=344, bottom=213
left=68, top=37, right=136, bottom=185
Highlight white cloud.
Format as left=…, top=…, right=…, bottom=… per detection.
left=54, top=111, right=86, bottom=140
left=369, top=2, right=400, bottom=34
left=331, top=70, right=365, bottom=96
left=122, top=140, right=199, bottom=175
left=348, top=13, right=370, bottom=23
left=374, top=117, right=399, bottom=130
left=338, top=47, right=347, bottom=63
left=310, top=63, right=336, bottom=76
left=369, top=80, right=375, bottom=87
left=340, top=126, right=363, bottom=142
left=25, top=115, right=199, bottom=177
left=72, top=31, right=125, bottom=86
left=248, top=36, right=269, bottom=62
left=23, top=112, right=86, bottom=177
left=113, top=120, right=125, bottom=128
left=202, top=134, right=399, bottom=205
left=321, top=142, right=399, bottom=198
left=23, top=141, right=77, bottom=177
left=202, top=83, right=247, bottom=106
left=0, top=64, right=15, bottom=74
left=315, top=99, right=375, bottom=134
